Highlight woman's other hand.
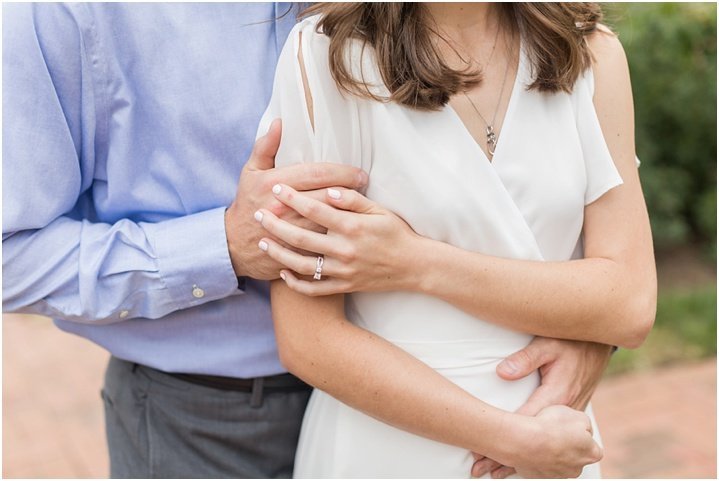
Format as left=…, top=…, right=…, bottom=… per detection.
left=255, top=184, right=423, bottom=295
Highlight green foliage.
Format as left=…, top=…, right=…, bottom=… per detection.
left=606, top=3, right=717, bottom=253
left=607, top=284, right=717, bottom=375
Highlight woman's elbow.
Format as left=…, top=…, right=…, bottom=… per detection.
left=617, top=287, right=657, bottom=349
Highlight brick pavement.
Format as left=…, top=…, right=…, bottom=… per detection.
left=3, top=314, right=717, bottom=478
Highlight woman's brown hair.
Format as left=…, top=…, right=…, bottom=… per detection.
left=300, top=3, right=604, bottom=111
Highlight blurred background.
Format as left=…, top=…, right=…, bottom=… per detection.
left=3, top=2, right=716, bottom=478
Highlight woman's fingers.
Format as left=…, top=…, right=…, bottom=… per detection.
left=270, top=183, right=382, bottom=236
left=271, top=183, right=347, bottom=231
left=325, top=186, right=378, bottom=214
left=279, top=269, right=351, bottom=296
left=585, top=416, right=594, bottom=436
left=255, top=207, right=337, bottom=255
left=591, top=442, right=604, bottom=463
left=259, top=238, right=318, bottom=276
left=259, top=237, right=347, bottom=279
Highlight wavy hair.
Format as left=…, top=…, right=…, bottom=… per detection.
left=300, top=3, right=605, bottom=111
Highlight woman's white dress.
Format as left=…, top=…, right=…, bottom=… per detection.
left=258, top=15, right=628, bottom=478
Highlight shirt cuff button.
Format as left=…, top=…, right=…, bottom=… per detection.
left=119, top=310, right=129, bottom=319
left=192, top=285, right=205, bottom=299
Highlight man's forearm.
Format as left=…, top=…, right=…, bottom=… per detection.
left=3, top=209, right=239, bottom=323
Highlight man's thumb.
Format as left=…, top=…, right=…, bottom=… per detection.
left=248, top=118, right=282, bottom=170
left=497, top=346, right=541, bottom=380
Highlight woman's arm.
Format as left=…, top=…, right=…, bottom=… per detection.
left=416, top=30, right=656, bottom=348
left=271, top=279, right=602, bottom=478
left=258, top=31, right=656, bottom=349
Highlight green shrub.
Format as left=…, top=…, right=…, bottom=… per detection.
left=606, top=3, right=717, bottom=254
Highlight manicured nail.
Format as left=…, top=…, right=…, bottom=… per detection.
left=280, top=271, right=287, bottom=281
left=258, top=240, right=268, bottom=251
left=327, top=188, right=341, bottom=200
left=272, top=184, right=282, bottom=195
left=357, top=171, right=369, bottom=187
left=254, top=210, right=263, bottom=222
left=498, top=360, right=518, bottom=375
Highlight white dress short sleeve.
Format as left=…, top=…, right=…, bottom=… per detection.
left=574, top=68, right=625, bottom=205
left=256, top=18, right=369, bottom=173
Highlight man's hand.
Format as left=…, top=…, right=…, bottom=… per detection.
left=225, top=119, right=368, bottom=279
left=471, top=337, right=613, bottom=478
left=253, top=184, right=422, bottom=295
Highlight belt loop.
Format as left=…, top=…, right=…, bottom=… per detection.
left=131, top=363, right=139, bottom=373
left=250, top=377, right=265, bottom=409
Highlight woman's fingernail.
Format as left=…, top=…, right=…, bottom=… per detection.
left=280, top=271, right=287, bottom=281
left=327, top=188, right=341, bottom=200
left=254, top=210, right=263, bottom=222
left=258, top=240, right=268, bottom=251
left=357, top=171, right=369, bottom=187
left=272, top=184, right=282, bottom=195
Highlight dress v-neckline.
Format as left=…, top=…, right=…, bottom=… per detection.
left=444, top=40, right=526, bottom=166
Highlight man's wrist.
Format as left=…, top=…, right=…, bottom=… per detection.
left=144, top=207, right=241, bottom=307
left=224, top=205, right=245, bottom=277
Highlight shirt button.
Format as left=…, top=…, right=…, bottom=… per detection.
left=192, top=285, right=205, bottom=299
left=119, top=310, right=129, bottom=319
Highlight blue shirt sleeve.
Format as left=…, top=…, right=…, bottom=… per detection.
left=2, top=3, right=241, bottom=324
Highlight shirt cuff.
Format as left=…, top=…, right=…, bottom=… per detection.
left=142, top=207, right=243, bottom=310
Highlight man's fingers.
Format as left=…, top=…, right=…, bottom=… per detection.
left=471, top=458, right=503, bottom=478
left=278, top=162, right=368, bottom=192
left=325, top=187, right=378, bottom=214
left=514, top=385, right=561, bottom=417
left=248, top=118, right=282, bottom=170
left=496, top=338, right=552, bottom=380
left=490, top=466, right=516, bottom=479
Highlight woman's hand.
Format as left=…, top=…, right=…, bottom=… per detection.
left=499, top=405, right=603, bottom=479
left=254, top=184, right=422, bottom=295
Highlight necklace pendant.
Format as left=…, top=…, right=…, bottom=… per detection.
left=486, top=125, right=497, bottom=157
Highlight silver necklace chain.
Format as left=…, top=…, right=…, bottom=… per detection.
left=461, top=29, right=514, bottom=160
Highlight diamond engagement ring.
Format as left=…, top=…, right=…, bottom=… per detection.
left=313, top=256, right=324, bottom=280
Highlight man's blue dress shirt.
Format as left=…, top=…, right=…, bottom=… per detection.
left=3, top=3, right=296, bottom=377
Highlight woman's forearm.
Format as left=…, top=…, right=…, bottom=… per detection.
left=259, top=184, right=655, bottom=349
left=279, top=315, right=510, bottom=458
left=410, top=235, right=654, bottom=348
left=271, top=281, right=603, bottom=476
left=271, top=282, right=521, bottom=464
